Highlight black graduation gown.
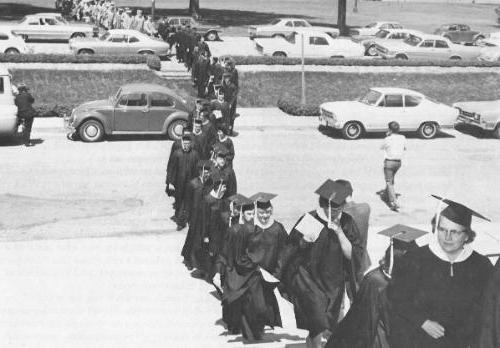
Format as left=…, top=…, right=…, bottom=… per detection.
left=326, top=267, right=391, bottom=348
left=214, top=137, right=235, bottom=166
left=166, top=148, right=200, bottom=215
left=388, top=246, right=494, bottom=348
left=210, top=165, right=237, bottom=198
left=181, top=177, right=210, bottom=268
left=475, top=258, right=500, bottom=348
left=201, top=121, right=217, bottom=154
left=192, top=131, right=211, bottom=160
left=278, top=210, right=363, bottom=337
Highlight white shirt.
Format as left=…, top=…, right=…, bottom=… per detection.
left=381, top=133, right=406, bottom=160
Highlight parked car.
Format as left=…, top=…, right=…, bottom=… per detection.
left=69, top=30, right=170, bottom=57
left=478, top=46, right=500, bottom=61
left=166, top=16, right=221, bottom=41
left=376, top=33, right=481, bottom=60
left=349, top=22, right=403, bottom=37
left=352, top=28, right=422, bottom=56
left=0, top=26, right=31, bottom=54
left=254, top=29, right=364, bottom=58
left=319, top=87, right=458, bottom=140
left=248, top=18, right=339, bottom=40
left=0, top=65, right=19, bottom=139
left=8, top=13, right=96, bottom=41
left=454, top=100, right=500, bottom=138
left=434, top=24, right=484, bottom=45
left=64, top=84, right=193, bottom=142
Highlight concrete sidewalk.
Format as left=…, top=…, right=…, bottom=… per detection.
left=32, top=108, right=316, bottom=134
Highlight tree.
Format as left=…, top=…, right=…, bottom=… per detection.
left=338, top=0, right=347, bottom=36
left=189, top=0, right=200, bottom=17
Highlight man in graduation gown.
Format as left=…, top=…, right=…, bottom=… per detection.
left=214, top=126, right=235, bottom=167
left=475, top=257, right=500, bottom=348
left=221, top=72, right=238, bottom=135
left=200, top=109, right=217, bottom=152
left=277, top=179, right=363, bottom=348
left=210, top=147, right=237, bottom=198
left=166, top=134, right=200, bottom=230
left=387, top=196, right=494, bottom=348
left=327, top=225, right=426, bottom=348
left=192, top=118, right=211, bottom=160
left=181, top=160, right=212, bottom=271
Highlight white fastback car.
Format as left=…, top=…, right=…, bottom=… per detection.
left=0, top=65, right=19, bottom=139
left=319, top=87, right=458, bottom=140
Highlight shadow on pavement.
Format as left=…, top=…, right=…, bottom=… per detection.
left=455, top=124, right=496, bottom=139
left=228, top=332, right=303, bottom=344
left=106, top=134, right=170, bottom=142
left=318, top=126, right=455, bottom=140
left=0, top=3, right=53, bottom=20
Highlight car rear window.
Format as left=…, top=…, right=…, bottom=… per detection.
left=405, top=95, right=422, bottom=107
left=382, top=94, right=403, bottom=107
left=150, top=93, right=174, bottom=107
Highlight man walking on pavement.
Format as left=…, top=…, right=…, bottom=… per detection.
left=380, top=121, right=406, bottom=211
left=15, top=83, right=37, bottom=147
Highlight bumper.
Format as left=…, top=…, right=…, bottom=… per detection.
left=318, top=115, right=342, bottom=129
left=0, top=117, right=18, bottom=136
left=64, top=115, right=76, bottom=136
left=456, top=116, right=489, bottom=130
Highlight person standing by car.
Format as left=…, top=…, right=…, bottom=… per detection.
left=143, top=15, right=157, bottom=37
left=131, top=9, right=145, bottom=33
left=121, top=8, right=133, bottom=30
left=15, top=84, right=37, bottom=147
left=380, top=121, right=406, bottom=211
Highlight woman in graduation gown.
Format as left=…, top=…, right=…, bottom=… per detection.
left=387, top=196, right=494, bottom=348
left=278, top=180, right=363, bottom=348
left=474, top=257, right=500, bottom=348
left=220, top=201, right=272, bottom=341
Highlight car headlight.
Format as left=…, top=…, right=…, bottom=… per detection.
left=474, top=113, right=481, bottom=121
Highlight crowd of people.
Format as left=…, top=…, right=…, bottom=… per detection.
left=165, top=109, right=500, bottom=347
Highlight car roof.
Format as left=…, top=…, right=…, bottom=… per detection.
left=371, top=87, right=425, bottom=97
left=383, top=28, right=421, bottom=34
left=408, top=32, right=450, bottom=41
left=121, top=84, right=178, bottom=95
left=278, top=18, right=308, bottom=21
left=293, top=28, right=327, bottom=34
left=108, top=29, right=147, bottom=36
left=33, top=13, right=63, bottom=17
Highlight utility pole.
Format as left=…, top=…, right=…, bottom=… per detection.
left=301, top=33, right=306, bottom=105
left=152, top=0, right=155, bottom=18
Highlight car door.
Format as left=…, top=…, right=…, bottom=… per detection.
left=434, top=40, right=452, bottom=59
left=373, top=94, right=405, bottom=130
left=113, top=92, right=149, bottom=131
left=307, top=35, right=330, bottom=57
left=412, top=39, right=435, bottom=59
left=148, top=92, right=176, bottom=131
left=458, top=24, right=472, bottom=43
left=105, top=33, right=128, bottom=55
left=42, top=17, right=66, bottom=40
left=403, top=94, right=423, bottom=131
left=446, top=25, right=459, bottom=42
left=19, top=17, right=41, bottom=40
left=127, top=34, right=143, bottom=54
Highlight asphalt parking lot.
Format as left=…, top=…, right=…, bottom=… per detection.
left=0, top=108, right=498, bottom=347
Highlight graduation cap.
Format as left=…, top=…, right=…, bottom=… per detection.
left=378, top=224, right=428, bottom=277
left=431, top=194, right=490, bottom=229
left=228, top=194, right=254, bottom=226
left=214, top=146, right=229, bottom=158
left=249, top=192, right=277, bottom=210
left=315, top=179, right=350, bottom=207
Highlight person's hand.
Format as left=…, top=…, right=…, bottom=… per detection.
left=328, top=218, right=343, bottom=235
left=203, top=237, right=209, bottom=244
left=421, top=320, right=445, bottom=339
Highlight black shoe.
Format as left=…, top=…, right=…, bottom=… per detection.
left=176, top=223, right=186, bottom=231
left=389, top=202, right=400, bottom=212
left=170, top=215, right=177, bottom=222
left=190, top=269, right=206, bottom=279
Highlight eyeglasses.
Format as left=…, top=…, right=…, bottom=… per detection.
left=437, top=226, right=466, bottom=237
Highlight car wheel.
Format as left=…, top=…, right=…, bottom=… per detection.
left=5, top=48, right=20, bottom=54
left=272, top=34, right=286, bottom=39
left=272, top=51, right=287, bottom=58
left=79, top=119, right=104, bottom=142
left=331, top=55, right=344, bottom=59
left=450, top=56, right=461, bottom=60
left=417, top=122, right=438, bottom=139
left=492, top=124, right=500, bottom=139
left=473, top=35, right=485, bottom=46
left=205, top=31, right=218, bottom=41
left=395, top=54, right=408, bottom=60
left=167, top=119, right=188, bottom=140
left=78, top=49, right=94, bottom=55
left=367, top=45, right=377, bottom=56
left=71, top=32, right=85, bottom=39
left=341, top=122, right=363, bottom=140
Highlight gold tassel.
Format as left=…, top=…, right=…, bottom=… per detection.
left=450, top=263, right=454, bottom=277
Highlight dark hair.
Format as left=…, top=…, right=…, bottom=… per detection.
left=388, top=121, right=400, bottom=133
left=335, top=179, right=353, bottom=197
left=213, top=57, right=219, bottom=63
left=433, top=214, right=476, bottom=244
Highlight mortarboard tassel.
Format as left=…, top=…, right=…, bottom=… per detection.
left=450, top=263, right=454, bottom=277
left=238, top=206, right=243, bottom=225
left=388, top=238, right=395, bottom=277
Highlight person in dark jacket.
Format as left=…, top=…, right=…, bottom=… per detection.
left=15, top=83, right=37, bottom=147
left=221, top=73, right=238, bottom=134
left=195, top=50, right=210, bottom=98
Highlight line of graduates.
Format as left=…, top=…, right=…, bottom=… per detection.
left=166, top=134, right=500, bottom=348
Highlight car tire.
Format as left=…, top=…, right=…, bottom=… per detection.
left=395, top=54, right=408, bottom=60
left=167, top=119, right=188, bottom=140
left=417, top=122, right=438, bottom=139
left=272, top=51, right=287, bottom=58
left=71, top=32, right=85, bottom=39
left=5, top=48, right=20, bottom=54
left=78, top=49, right=94, bottom=55
left=139, top=50, right=154, bottom=55
left=341, top=122, right=363, bottom=140
left=492, top=124, right=500, bottom=139
left=450, top=56, right=461, bottom=60
left=79, top=119, right=104, bottom=142
left=272, top=34, right=286, bottom=39
left=367, top=45, right=377, bottom=56
left=205, top=31, right=218, bottom=41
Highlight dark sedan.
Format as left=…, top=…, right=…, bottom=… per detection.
left=65, top=84, right=193, bottom=142
left=434, top=24, right=484, bottom=45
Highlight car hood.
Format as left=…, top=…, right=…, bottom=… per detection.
left=312, top=26, right=339, bottom=32
left=320, top=101, right=368, bottom=114
left=75, top=99, right=113, bottom=112
left=377, top=41, right=412, bottom=51
left=453, top=100, right=500, bottom=113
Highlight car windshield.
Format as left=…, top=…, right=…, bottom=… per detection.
left=100, top=32, right=111, bottom=41
left=375, top=30, right=390, bottom=38
left=404, top=34, right=422, bottom=46
left=359, top=90, right=382, bottom=105
left=18, top=16, right=28, bottom=24
left=270, top=19, right=281, bottom=25
left=365, top=22, right=377, bottom=28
